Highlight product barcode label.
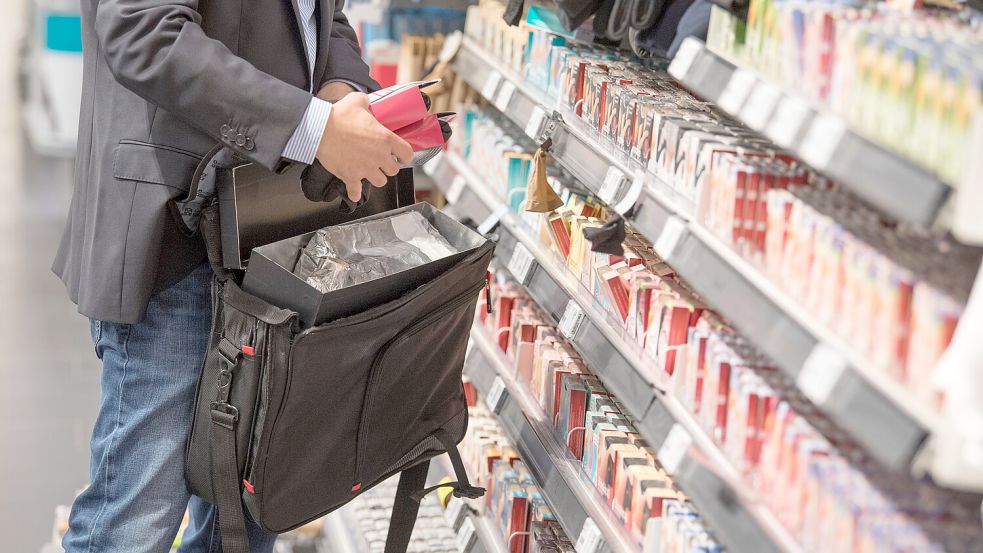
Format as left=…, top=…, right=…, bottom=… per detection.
left=445, top=497, right=467, bottom=528
left=797, top=343, right=847, bottom=405
left=525, top=106, right=547, bottom=139
left=558, top=300, right=587, bottom=340
left=481, top=71, right=502, bottom=100
left=446, top=175, right=467, bottom=204
left=667, top=38, right=701, bottom=80
left=767, top=95, right=811, bottom=148
left=717, top=69, right=756, bottom=114
left=657, top=424, right=692, bottom=475
left=598, top=167, right=626, bottom=205
left=485, top=376, right=508, bottom=414
left=456, top=517, right=477, bottom=551
left=494, top=81, right=517, bottom=112
left=654, top=216, right=686, bottom=260
left=575, top=517, right=604, bottom=553
left=613, top=170, right=646, bottom=215
left=800, top=114, right=847, bottom=170
left=741, top=81, right=781, bottom=131
left=477, top=205, right=509, bottom=235
left=507, top=243, right=535, bottom=284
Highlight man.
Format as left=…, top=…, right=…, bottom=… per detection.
left=52, top=0, right=411, bottom=551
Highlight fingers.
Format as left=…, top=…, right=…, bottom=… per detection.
left=389, top=134, right=414, bottom=165
left=366, top=169, right=388, bottom=188
left=381, top=157, right=401, bottom=177
left=344, top=178, right=362, bottom=202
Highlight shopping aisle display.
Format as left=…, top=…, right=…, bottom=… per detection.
left=706, top=2, right=980, bottom=191
left=425, top=2, right=983, bottom=550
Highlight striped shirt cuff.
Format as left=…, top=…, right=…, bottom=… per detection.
left=282, top=97, right=332, bottom=165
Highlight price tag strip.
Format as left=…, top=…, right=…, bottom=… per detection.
left=456, top=517, right=477, bottom=552
left=477, top=205, right=509, bottom=235
left=654, top=216, right=686, bottom=261
left=800, top=113, right=847, bottom=171
left=740, top=81, right=781, bottom=131
left=657, top=424, right=693, bottom=475
left=485, top=376, right=509, bottom=414
left=446, top=175, right=467, bottom=204
left=494, top=81, right=517, bottom=112
left=444, top=496, right=467, bottom=529
left=575, top=517, right=605, bottom=553
left=598, top=166, right=626, bottom=205
left=507, top=243, right=536, bottom=285
left=717, top=68, right=756, bottom=114
left=481, top=71, right=502, bottom=100
left=558, top=300, right=587, bottom=341
left=613, top=170, right=646, bottom=215
left=667, top=38, right=701, bottom=80
left=766, top=95, right=812, bottom=148
left=437, top=31, right=464, bottom=64
left=525, top=106, right=547, bottom=140
left=797, top=342, right=847, bottom=406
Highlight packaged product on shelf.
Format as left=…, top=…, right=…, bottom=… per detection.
left=710, top=1, right=982, bottom=185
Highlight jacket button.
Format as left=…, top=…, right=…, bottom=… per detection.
left=244, top=137, right=255, bottom=151
left=221, top=124, right=231, bottom=136
left=236, top=135, right=246, bottom=147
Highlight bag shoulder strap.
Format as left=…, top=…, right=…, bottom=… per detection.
left=210, top=400, right=251, bottom=553
left=384, top=460, right=431, bottom=553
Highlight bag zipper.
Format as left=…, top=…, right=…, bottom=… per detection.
left=352, top=280, right=485, bottom=487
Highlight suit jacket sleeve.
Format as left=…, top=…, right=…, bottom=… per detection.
left=95, top=0, right=313, bottom=170
left=319, top=0, right=379, bottom=93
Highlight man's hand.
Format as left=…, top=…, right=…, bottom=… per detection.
left=316, top=93, right=414, bottom=202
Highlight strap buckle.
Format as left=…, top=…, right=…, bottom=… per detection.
left=210, top=401, right=239, bottom=423
left=452, top=484, right=486, bottom=500
left=218, top=337, right=243, bottom=368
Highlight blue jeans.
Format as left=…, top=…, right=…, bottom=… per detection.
left=63, top=263, right=278, bottom=553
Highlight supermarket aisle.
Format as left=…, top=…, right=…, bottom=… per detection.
left=0, top=1, right=101, bottom=550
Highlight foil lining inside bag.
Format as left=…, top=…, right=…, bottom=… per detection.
left=295, top=210, right=460, bottom=293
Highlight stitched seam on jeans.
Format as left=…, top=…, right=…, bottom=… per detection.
left=85, top=324, right=131, bottom=553
left=208, top=509, right=221, bottom=553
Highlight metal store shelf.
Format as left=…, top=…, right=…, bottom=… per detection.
left=449, top=38, right=942, bottom=476
left=427, top=150, right=802, bottom=553
left=467, top=326, right=638, bottom=553
left=667, top=38, right=951, bottom=227
left=435, top=456, right=506, bottom=553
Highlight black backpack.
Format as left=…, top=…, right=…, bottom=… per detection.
left=183, top=164, right=493, bottom=553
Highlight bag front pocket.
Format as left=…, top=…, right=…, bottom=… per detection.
left=255, top=279, right=483, bottom=532
left=353, top=280, right=483, bottom=487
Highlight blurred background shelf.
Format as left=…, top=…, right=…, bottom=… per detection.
left=427, top=150, right=803, bottom=553
left=447, top=36, right=944, bottom=477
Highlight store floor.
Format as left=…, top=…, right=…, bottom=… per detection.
left=0, top=1, right=102, bottom=550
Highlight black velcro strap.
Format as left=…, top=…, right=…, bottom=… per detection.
left=210, top=406, right=250, bottom=553
left=430, top=428, right=486, bottom=501
left=384, top=460, right=431, bottom=553
left=199, top=202, right=233, bottom=282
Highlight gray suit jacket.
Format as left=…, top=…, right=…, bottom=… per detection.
left=54, top=0, right=377, bottom=324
